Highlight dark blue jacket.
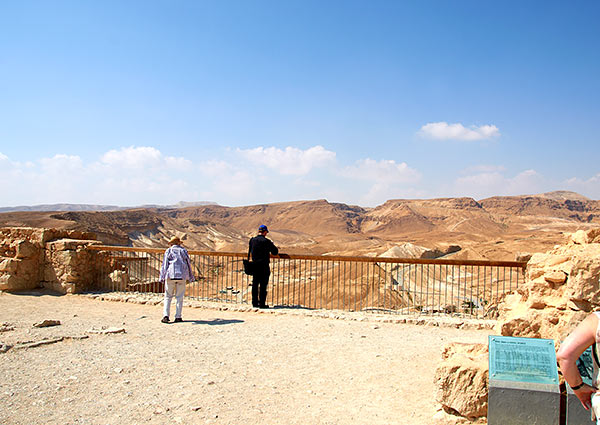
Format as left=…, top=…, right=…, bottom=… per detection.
left=248, top=235, right=278, bottom=267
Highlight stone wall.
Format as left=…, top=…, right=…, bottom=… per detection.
left=0, top=227, right=100, bottom=294
left=498, top=228, right=600, bottom=341
left=434, top=228, right=600, bottom=424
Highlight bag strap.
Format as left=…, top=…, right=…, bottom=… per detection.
left=593, top=342, right=600, bottom=367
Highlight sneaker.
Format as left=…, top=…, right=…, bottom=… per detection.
left=259, top=304, right=269, bottom=309
left=174, top=317, right=183, bottom=323
left=161, top=316, right=169, bottom=323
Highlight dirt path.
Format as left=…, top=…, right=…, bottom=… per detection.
left=0, top=291, right=490, bottom=425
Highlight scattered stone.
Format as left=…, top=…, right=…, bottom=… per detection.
left=191, top=406, right=202, bottom=411
left=65, top=335, right=89, bottom=340
left=87, top=327, right=126, bottom=334
left=14, top=337, right=64, bottom=349
left=435, top=342, right=488, bottom=419
left=32, top=319, right=61, bottom=328
left=0, top=343, right=12, bottom=353
left=0, top=322, right=15, bottom=332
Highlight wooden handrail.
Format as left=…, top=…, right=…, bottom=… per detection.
left=87, top=245, right=527, bottom=269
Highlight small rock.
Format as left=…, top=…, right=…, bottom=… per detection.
left=87, top=327, right=126, bottom=334
left=33, top=320, right=61, bottom=328
left=191, top=406, right=202, bottom=411
left=0, top=323, right=15, bottom=332
left=0, top=343, right=12, bottom=353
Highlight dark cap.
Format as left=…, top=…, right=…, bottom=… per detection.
left=258, top=224, right=268, bottom=232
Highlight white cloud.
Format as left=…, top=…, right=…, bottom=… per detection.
left=338, top=159, right=423, bottom=205
left=196, top=160, right=256, bottom=202
left=236, top=145, right=336, bottom=175
left=564, top=174, right=600, bottom=199
left=453, top=168, right=543, bottom=199
left=418, top=122, right=500, bottom=141
left=341, top=159, right=421, bottom=183
left=461, top=164, right=506, bottom=175
left=102, top=146, right=160, bottom=168
left=0, top=146, right=429, bottom=207
left=40, top=154, right=84, bottom=173
left=100, top=146, right=192, bottom=170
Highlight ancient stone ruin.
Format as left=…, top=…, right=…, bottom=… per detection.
left=0, top=227, right=100, bottom=294
left=434, top=228, right=600, bottom=424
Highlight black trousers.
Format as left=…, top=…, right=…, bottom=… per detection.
left=252, top=267, right=270, bottom=307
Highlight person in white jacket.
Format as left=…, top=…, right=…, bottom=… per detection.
left=159, top=236, right=194, bottom=323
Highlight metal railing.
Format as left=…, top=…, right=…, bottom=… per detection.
left=87, top=246, right=527, bottom=318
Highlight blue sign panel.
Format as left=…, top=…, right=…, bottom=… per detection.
left=489, top=335, right=559, bottom=385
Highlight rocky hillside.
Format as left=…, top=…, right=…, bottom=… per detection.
left=0, top=191, right=598, bottom=260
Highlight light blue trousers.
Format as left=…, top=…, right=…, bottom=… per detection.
left=163, top=278, right=186, bottom=319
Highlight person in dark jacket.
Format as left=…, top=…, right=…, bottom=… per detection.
left=248, top=224, right=278, bottom=308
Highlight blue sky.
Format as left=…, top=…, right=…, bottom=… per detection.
left=1, top=0, right=599, bottom=207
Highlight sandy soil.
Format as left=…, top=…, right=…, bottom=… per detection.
left=0, top=291, right=491, bottom=425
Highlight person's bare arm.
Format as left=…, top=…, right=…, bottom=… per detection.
left=557, top=313, right=598, bottom=409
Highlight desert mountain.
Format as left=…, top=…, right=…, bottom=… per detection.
left=1, top=191, right=598, bottom=261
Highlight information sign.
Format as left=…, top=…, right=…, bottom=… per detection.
left=489, top=335, right=559, bottom=385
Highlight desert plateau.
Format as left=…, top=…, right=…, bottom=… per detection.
left=1, top=191, right=598, bottom=261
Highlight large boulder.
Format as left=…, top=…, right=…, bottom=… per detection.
left=435, top=343, right=488, bottom=419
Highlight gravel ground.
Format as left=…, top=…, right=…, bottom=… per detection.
left=0, top=290, right=491, bottom=425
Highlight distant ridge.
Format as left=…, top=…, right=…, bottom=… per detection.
left=536, top=190, right=591, bottom=201
left=0, top=191, right=598, bottom=260
left=0, top=201, right=218, bottom=213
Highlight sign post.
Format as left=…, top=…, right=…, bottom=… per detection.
left=488, top=335, right=560, bottom=425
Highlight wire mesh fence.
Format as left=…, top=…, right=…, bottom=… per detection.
left=87, top=245, right=526, bottom=318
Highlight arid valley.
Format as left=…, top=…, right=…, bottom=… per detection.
left=1, top=191, right=598, bottom=261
